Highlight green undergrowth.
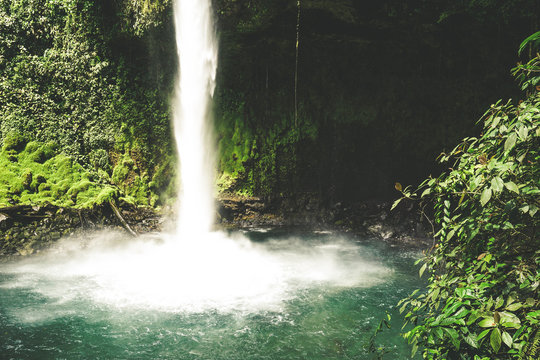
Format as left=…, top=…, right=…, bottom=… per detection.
left=394, top=51, right=540, bottom=359
left=216, top=106, right=256, bottom=195
left=0, top=134, right=160, bottom=209
left=216, top=101, right=318, bottom=198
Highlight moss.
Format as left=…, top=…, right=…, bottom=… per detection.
left=0, top=139, right=158, bottom=209
left=24, top=141, right=40, bottom=154
left=21, top=169, right=33, bottom=190
left=37, top=182, right=50, bottom=192
left=10, top=181, right=24, bottom=195
left=2, top=131, right=27, bottom=152
left=149, top=155, right=176, bottom=205
left=112, top=154, right=133, bottom=184
left=77, top=185, right=118, bottom=208
left=95, top=187, right=118, bottom=205
left=120, top=195, right=137, bottom=205
left=89, top=148, right=111, bottom=172
left=128, top=174, right=151, bottom=205
left=25, top=142, right=56, bottom=163
left=30, top=174, right=46, bottom=192
left=67, top=180, right=92, bottom=198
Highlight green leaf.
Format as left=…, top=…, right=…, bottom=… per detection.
left=391, top=198, right=402, bottom=210
left=502, top=331, right=512, bottom=348
left=464, top=334, right=479, bottom=349
left=506, top=303, right=523, bottom=312
left=444, top=327, right=460, bottom=350
left=490, top=177, right=504, bottom=193
left=480, top=188, right=492, bottom=207
left=411, top=343, right=418, bottom=358
left=504, top=133, right=517, bottom=152
left=477, top=329, right=491, bottom=341
left=518, top=31, right=540, bottom=55
left=455, top=288, right=465, bottom=298
left=490, top=328, right=501, bottom=353
left=458, top=192, right=466, bottom=206
left=499, top=312, right=521, bottom=329
left=467, top=312, right=482, bottom=325
left=504, top=181, right=519, bottom=194
left=419, top=263, right=427, bottom=278
left=430, top=287, right=441, bottom=302
left=478, top=318, right=496, bottom=327
left=421, top=188, right=431, bottom=197
left=518, top=126, right=529, bottom=140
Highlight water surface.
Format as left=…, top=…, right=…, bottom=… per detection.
left=0, top=229, right=421, bottom=359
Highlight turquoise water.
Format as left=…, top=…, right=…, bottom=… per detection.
left=0, top=229, right=422, bottom=359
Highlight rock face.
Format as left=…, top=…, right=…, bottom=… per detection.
left=217, top=193, right=284, bottom=227
left=0, top=202, right=161, bottom=256
left=1, top=194, right=431, bottom=257
left=329, top=199, right=433, bottom=249
left=218, top=192, right=432, bottom=249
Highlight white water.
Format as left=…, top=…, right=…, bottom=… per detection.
left=172, top=0, right=218, bottom=237
left=0, top=231, right=392, bottom=315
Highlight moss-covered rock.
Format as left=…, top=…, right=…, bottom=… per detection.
left=0, top=140, right=135, bottom=209
left=2, top=131, right=27, bottom=152
left=112, top=154, right=134, bottom=184
left=21, top=169, right=33, bottom=190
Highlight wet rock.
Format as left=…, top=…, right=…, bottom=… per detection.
left=0, top=202, right=161, bottom=257
left=217, top=193, right=431, bottom=249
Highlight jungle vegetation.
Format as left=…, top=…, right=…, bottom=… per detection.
left=394, top=35, right=539, bottom=358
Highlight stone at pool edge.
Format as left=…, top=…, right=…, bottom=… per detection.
left=0, top=202, right=162, bottom=256
left=1, top=195, right=430, bottom=256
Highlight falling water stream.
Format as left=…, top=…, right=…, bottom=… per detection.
left=0, top=0, right=423, bottom=358
left=173, top=0, right=217, bottom=237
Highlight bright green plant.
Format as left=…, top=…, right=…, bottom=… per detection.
left=394, top=54, right=539, bottom=358
left=512, top=31, right=540, bottom=95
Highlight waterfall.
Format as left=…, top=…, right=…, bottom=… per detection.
left=172, top=0, right=218, bottom=237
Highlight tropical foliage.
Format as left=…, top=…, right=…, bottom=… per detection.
left=0, top=0, right=174, bottom=206
left=394, top=44, right=539, bottom=358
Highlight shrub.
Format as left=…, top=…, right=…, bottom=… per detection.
left=395, top=81, right=539, bottom=358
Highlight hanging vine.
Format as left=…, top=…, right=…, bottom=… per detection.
left=294, top=0, right=301, bottom=128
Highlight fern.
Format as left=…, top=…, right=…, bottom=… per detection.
left=520, top=328, right=540, bottom=360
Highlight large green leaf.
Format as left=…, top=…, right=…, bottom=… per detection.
left=480, top=188, right=492, bottom=206
left=478, top=318, right=496, bottom=328
left=504, top=181, right=519, bottom=194
left=504, top=133, right=517, bottom=152
left=501, top=331, right=512, bottom=348
left=464, top=334, right=479, bottom=349
left=499, top=312, right=521, bottom=329
left=518, top=31, right=540, bottom=55
left=490, top=328, right=501, bottom=353
left=490, top=177, right=504, bottom=193
left=518, top=126, right=529, bottom=140
left=419, top=263, right=427, bottom=278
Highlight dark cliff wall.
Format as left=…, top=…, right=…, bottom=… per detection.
left=214, top=0, right=538, bottom=204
